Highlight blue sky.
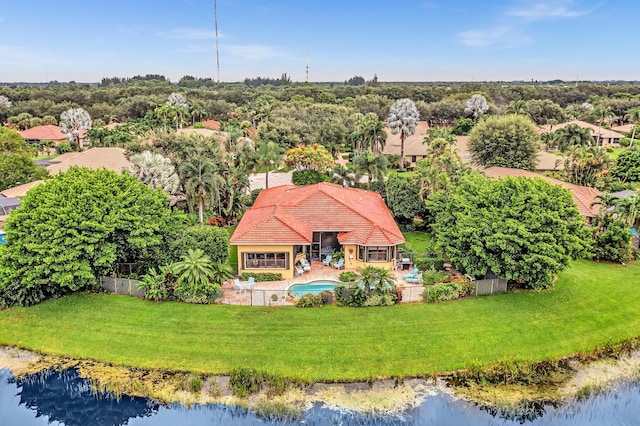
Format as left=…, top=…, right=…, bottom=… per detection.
left=1, top=0, right=638, bottom=83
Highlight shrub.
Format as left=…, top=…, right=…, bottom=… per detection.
left=452, top=118, right=474, bottom=136
left=138, top=265, right=175, bottom=301
left=338, top=271, right=358, bottom=282
left=229, top=368, right=264, bottom=397
left=55, top=142, right=72, bottom=154
left=619, top=138, right=631, bottom=147
left=422, top=270, right=450, bottom=286
left=188, top=375, right=203, bottom=393
left=334, top=284, right=367, bottom=307
left=291, top=170, right=328, bottom=185
left=166, top=225, right=229, bottom=265
left=414, top=257, right=445, bottom=271
left=320, top=290, right=333, bottom=305
left=241, top=272, right=282, bottom=281
left=606, top=146, right=614, bottom=152
left=363, top=294, right=396, bottom=306
left=424, top=281, right=474, bottom=303
left=295, top=294, right=323, bottom=308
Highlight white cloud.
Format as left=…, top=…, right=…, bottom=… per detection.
left=506, top=1, right=592, bottom=20
left=458, top=26, right=529, bottom=48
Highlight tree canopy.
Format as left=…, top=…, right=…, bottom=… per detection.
left=0, top=167, right=171, bottom=306
left=0, top=127, right=48, bottom=191
left=468, top=114, right=540, bottom=170
left=430, top=173, right=590, bottom=290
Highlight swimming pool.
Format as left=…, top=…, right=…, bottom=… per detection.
left=287, top=280, right=341, bottom=298
left=0, top=232, right=5, bottom=245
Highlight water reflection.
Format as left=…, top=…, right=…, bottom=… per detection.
left=0, top=368, right=639, bottom=425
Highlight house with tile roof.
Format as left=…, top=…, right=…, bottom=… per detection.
left=483, top=167, right=602, bottom=220
left=381, top=121, right=429, bottom=168
left=538, top=120, right=625, bottom=147
left=18, top=125, right=87, bottom=146
left=230, top=182, right=405, bottom=279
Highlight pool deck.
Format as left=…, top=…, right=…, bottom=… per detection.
left=220, top=260, right=425, bottom=306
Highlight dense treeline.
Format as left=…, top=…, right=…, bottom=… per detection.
left=3, top=78, right=640, bottom=126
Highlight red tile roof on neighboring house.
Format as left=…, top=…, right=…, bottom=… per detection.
left=483, top=167, right=602, bottom=217
left=231, top=182, right=405, bottom=246
left=19, top=125, right=67, bottom=141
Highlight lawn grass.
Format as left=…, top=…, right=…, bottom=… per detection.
left=226, top=226, right=238, bottom=273
left=0, top=260, right=639, bottom=381
left=608, top=147, right=627, bottom=160
left=401, top=232, right=434, bottom=253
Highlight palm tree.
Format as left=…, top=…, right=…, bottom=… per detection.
left=172, top=249, right=216, bottom=293
left=255, top=140, right=284, bottom=189
left=563, top=146, right=611, bottom=187
left=353, top=151, right=387, bottom=189
left=464, top=94, right=489, bottom=123
left=590, top=192, right=619, bottom=214
left=210, top=262, right=234, bottom=286
left=60, top=108, right=92, bottom=151
left=354, top=113, right=387, bottom=154
left=387, top=99, right=420, bottom=169
left=552, top=124, right=594, bottom=151
left=355, top=266, right=396, bottom=297
left=180, top=159, right=224, bottom=223
left=624, top=107, right=640, bottom=148
left=129, top=150, right=181, bottom=195
left=615, top=195, right=640, bottom=227
left=331, top=164, right=356, bottom=188
left=506, top=99, right=529, bottom=117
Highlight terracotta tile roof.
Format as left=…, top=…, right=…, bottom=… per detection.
left=0, top=180, right=45, bottom=198
left=231, top=182, right=405, bottom=246
left=382, top=121, right=429, bottom=157
left=538, top=120, right=625, bottom=139
left=483, top=167, right=602, bottom=217
left=612, top=123, right=635, bottom=134
left=200, top=120, right=221, bottom=130
left=19, top=125, right=67, bottom=141
left=46, top=147, right=131, bottom=175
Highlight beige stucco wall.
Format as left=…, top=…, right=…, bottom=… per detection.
left=235, top=244, right=295, bottom=280
left=342, top=244, right=395, bottom=271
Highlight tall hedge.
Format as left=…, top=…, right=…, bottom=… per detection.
left=0, top=167, right=171, bottom=306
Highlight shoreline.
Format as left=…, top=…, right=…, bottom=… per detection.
left=2, top=343, right=640, bottom=417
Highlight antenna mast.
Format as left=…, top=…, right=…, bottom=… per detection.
left=306, top=53, right=309, bottom=83
left=214, top=0, right=220, bottom=84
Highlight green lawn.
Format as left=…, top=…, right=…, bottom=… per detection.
left=608, top=147, right=627, bottom=160
left=226, top=226, right=238, bottom=273
left=401, top=232, right=434, bottom=253
left=0, top=260, right=639, bottom=381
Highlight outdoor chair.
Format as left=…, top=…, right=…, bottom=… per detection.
left=248, top=277, right=255, bottom=285
left=405, top=274, right=423, bottom=284
left=322, top=254, right=332, bottom=267
left=403, top=267, right=419, bottom=279
left=233, top=278, right=243, bottom=294
left=295, top=266, right=304, bottom=276
left=300, top=258, right=311, bottom=272
left=332, top=258, right=345, bottom=269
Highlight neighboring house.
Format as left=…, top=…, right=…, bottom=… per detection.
left=382, top=121, right=429, bottom=168
left=0, top=180, right=45, bottom=198
left=539, top=120, right=625, bottom=147
left=0, top=196, right=21, bottom=229
left=483, top=167, right=602, bottom=220
left=19, top=125, right=87, bottom=146
left=46, top=147, right=131, bottom=175
left=612, top=123, right=635, bottom=134
left=230, top=182, right=405, bottom=279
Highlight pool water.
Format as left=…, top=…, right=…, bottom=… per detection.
left=0, top=233, right=5, bottom=244
left=288, top=280, right=341, bottom=298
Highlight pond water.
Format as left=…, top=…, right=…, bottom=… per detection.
left=1, top=368, right=639, bottom=425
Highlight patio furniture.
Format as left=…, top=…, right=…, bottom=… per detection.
left=405, top=274, right=423, bottom=284
left=300, top=258, right=311, bottom=272
left=332, top=258, right=345, bottom=269
left=322, top=254, right=332, bottom=267
left=295, top=266, right=304, bottom=276
left=246, top=281, right=256, bottom=291
left=403, top=267, right=419, bottom=279
left=233, top=278, right=243, bottom=294
left=248, top=276, right=255, bottom=285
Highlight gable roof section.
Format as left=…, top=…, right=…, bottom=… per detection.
left=382, top=121, right=429, bottom=157
left=231, top=182, right=404, bottom=245
left=19, top=125, right=67, bottom=140
left=46, top=147, right=131, bottom=175
left=483, top=167, right=602, bottom=217
left=538, top=120, right=625, bottom=139
left=0, top=180, right=45, bottom=198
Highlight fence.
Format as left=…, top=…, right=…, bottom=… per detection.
left=99, top=276, right=145, bottom=298
left=474, top=277, right=508, bottom=296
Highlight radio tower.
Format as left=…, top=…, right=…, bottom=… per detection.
left=306, top=53, right=309, bottom=83
left=214, top=0, right=220, bottom=84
